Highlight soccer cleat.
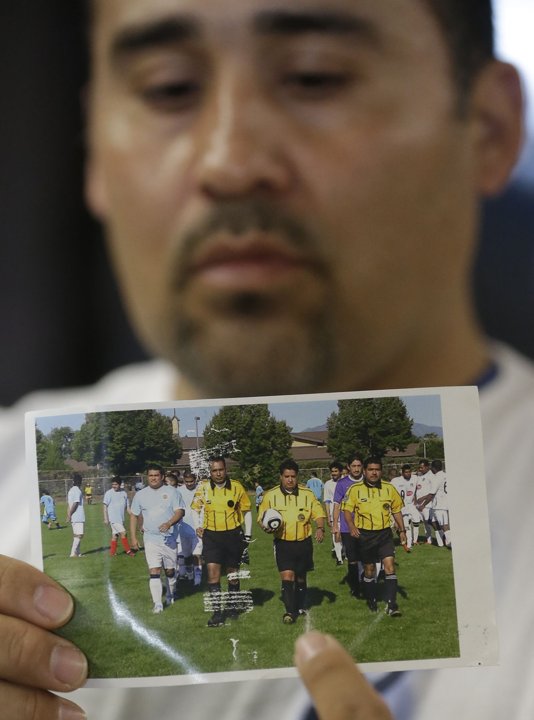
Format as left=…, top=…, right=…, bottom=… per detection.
left=193, top=570, right=202, bottom=587
left=402, top=544, right=411, bottom=553
left=282, top=613, right=296, bottom=624
left=152, top=603, right=164, bottom=614
left=385, top=603, right=402, bottom=617
left=367, top=598, right=378, bottom=613
left=297, top=609, right=308, bottom=617
left=126, top=550, right=136, bottom=557
left=207, top=611, right=225, bottom=627
left=336, top=559, right=344, bottom=566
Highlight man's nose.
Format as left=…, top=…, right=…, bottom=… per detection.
left=193, top=69, right=292, bottom=198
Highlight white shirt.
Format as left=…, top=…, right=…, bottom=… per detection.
left=130, top=485, right=185, bottom=540
left=2, top=343, right=534, bottom=719
left=103, top=489, right=129, bottom=525
left=431, top=471, right=448, bottom=511
left=67, top=486, right=85, bottom=523
left=390, top=476, right=418, bottom=506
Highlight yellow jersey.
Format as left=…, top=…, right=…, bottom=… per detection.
left=341, top=480, right=403, bottom=531
left=191, top=478, right=251, bottom=532
left=258, top=485, right=326, bottom=542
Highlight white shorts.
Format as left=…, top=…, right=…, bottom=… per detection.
left=71, top=522, right=84, bottom=536
left=431, top=508, right=449, bottom=526
left=402, top=505, right=422, bottom=524
left=177, top=522, right=202, bottom=557
left=144, top=538, right=177, bottom=570
left=110, top=521, right=126, bottom=535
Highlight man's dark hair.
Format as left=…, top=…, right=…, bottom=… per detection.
left=329, top=460, right=344, bottom=472
left=431, top=459, right=444, bottom=472
left=402, top=464, right=412, bottom=472
left=363, top=456, right=383, bottom=470
left=347, top=452, right=364, bottom=466
left=279, top=459, right=299, bottom=475
left=209, top=455, right=226, bottom=465
left=423, top=0, right=494, bottom=103
left=146, top=462, right=164, bottom=475
left=72, top=473, right=83, bottom=486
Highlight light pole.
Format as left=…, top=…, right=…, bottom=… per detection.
left=194, top=417, right=200, bottom=451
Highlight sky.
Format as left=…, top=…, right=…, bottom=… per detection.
left=34, top=393, right=442, bottom=438
left=495, top=0, right=534, bottom=180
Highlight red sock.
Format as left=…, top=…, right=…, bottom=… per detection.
left=121, top=537, right=132, bottom=553
left=110, top=539, right=118, bottom=556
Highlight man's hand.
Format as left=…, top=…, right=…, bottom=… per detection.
left=295, top=631, right=392, bottom=720
left=0, top=555, right=88, bottom=719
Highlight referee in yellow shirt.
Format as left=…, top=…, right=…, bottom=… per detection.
left=259, top=459, right=326, bottom=624
left=191, top=456, right=252, bottom=627
left=342, top=456, right=407, bottom=616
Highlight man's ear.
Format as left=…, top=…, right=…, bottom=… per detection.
left=470, top=61, right=524, bottom=196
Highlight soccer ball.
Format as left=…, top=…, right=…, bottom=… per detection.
left=261, top=508, right=283, bottom=532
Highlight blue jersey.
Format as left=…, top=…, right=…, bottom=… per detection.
left=306, top=476, right=324, bottom=501
left=40, top=494, right=55, bottom=515
left=130, top=485, right=185, bottom=541
left=103, top=488, right=129, bottom=524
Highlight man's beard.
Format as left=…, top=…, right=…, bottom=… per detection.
left=164, top=200, right=335, bottom=397
left=171, top=299, right=334, bottom=397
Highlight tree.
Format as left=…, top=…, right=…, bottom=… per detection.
left=327, top=397, right=413, bottom=460
left=71, top=410, right=181, bottom=475
left=417, top=433, right=444, bottom=460
left=203, top=405, right=293, bottom=488
left=36, top=426, right=74, bottom=472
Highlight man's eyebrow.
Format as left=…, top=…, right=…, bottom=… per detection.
left=110, top=16, right=200, bottom=61
left=254, top=10, right=380, bottom=43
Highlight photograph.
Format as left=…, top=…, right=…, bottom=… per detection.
left=26, top=386, right=496, bottom=687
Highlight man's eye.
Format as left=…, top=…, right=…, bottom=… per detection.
left=141, top=80, right=200, bottom=111
left=283, top=71, right=351, bottom=95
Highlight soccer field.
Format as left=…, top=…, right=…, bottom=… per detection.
left=42, top=502, right=459, bottom=680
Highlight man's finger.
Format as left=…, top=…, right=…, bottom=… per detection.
left=0, top=679, right=86, bottom=720
left=0, top=614, right=87, bottom=692
left=0, top=555, right=73, bottom=629
left=295, top=631, right=392, bottom=720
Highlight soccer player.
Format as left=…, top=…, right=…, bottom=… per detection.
left=416, top=459, right=442, bottom=545
left=306, top=473, right=324, bottom=501
left=129, top=464, right=185, bottom=613
left=342, top=457, right=407, bottom=615
left=176, top=470, right=203, bottom=586
left=323, top=461, right=344, bottom=565
left=39, top=489, right=61, bottom=530
left=191, top=457, right=252, bottom=626
left=66, top=474, right=85, bottom=558
left=83, top=484, right=93, bottom=505
left=333, top=453, right=364, bottom=596
left=259, top=459, right=326, bottom=624
left=102, top=478, right=135, bottom=557
left=390, top=465, right=422, bottom=549
left=430, top=460, right=451, bottom=548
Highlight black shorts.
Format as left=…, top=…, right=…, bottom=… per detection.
left=359, top=528, right=395, bottom=564
left=203, top=528, right=244, bottom=568
left=274, top=537, right=314, bottom=575
left=341, top=532, right=361, bottom=563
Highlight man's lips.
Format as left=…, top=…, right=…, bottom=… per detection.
left=185, top=234, right=317, bottom=289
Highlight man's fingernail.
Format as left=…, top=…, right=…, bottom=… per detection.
left=34, top=585, right=73, bottom=624
left=295, top=631, right=330, bottom=663
left=50, top=644, right=88, bottom=688
left=58, top=700, right=87, bottom=720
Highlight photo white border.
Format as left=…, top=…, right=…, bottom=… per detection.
left=25, top=384, right=497, bottom=688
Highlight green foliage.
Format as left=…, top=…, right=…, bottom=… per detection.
left=327, top=397, right=413, bottom=461
left=417, top=433, right=445, bottom=460
left=71, top=411, right=181, bottom=475
left=203, top=405, right=293, bottom=488
left=36, top=425, right=74, bottom=472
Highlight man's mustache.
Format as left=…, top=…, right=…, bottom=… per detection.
left=171, top=200, right=322, bottom=289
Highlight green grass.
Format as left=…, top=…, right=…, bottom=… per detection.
left=42, top=502, right=459, bottom=679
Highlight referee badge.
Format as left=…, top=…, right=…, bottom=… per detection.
left=298, top=513, right=305, bottom=521
left=227, top=500, right=235, bottom=507
left=383, top=503, right=391, bottom=511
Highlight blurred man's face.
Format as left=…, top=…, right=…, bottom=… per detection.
left=364, top=463, right=382, bottom=484
left=87, top=0, right=496, bottom=396
left=349, top=459, right=362, bottom=478
left=330, top=467, right=341, bottom=481
left=209, top=460, right=227, bottom=484
left=280, top=468, right=298, bottom=493
left=147, top=469, right=164, bottom=488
